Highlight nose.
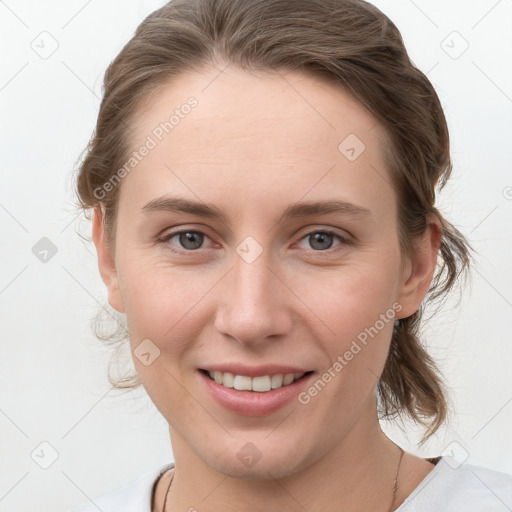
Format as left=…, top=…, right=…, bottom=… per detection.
left=214, top=249, right=294, bottom=347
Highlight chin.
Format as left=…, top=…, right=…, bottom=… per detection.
left=201, top=438, right=310, bottom=481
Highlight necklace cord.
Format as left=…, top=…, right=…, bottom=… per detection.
left=388, top=446, right=405, bottom=512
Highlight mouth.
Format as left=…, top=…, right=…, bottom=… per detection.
left=198, top=367, right=316, bottom=416
left=199, top=369, right=314, bottom=392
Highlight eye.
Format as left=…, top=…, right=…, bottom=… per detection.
left=297, top=229, right=350, bottom=252
left=158, top=229, right=211, bottom=252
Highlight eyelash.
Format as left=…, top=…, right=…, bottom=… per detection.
left=156, top=228, right=352, bottom=256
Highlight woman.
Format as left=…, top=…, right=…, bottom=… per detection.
left=69, top=0, right=512, bottom=510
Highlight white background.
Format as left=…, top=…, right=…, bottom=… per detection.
left=1, top=1, right=511, bottom=511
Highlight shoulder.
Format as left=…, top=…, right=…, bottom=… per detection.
left=397, top=456, right=512, bottom=511
left=67, top=462, right=175, bottom=512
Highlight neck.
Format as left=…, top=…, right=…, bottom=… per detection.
left=165, top=405, right=402, bottom=512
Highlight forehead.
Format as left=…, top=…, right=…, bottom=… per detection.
left=120, top=65, right=395, bottom=220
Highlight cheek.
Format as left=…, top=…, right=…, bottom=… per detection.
left=115, top=257, right=206, bottom=412
left=117, top=253, right=205, bottom=331
left=292, top=257, right=400, bottom=335
left=288, top=258, right=399, bottom=400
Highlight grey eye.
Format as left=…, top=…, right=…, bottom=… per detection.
left=177, top=231, right=204, bottom=250
left=307, top=232, right=335, bottom=250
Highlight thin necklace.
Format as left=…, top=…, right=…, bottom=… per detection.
left=388, top=445, right=405, bottom=512
left=162, top=468, right=174, bottom=512
left=163, top=446, right=405, bottom=512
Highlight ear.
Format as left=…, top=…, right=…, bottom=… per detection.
left=92, top=206, right=125, bottom=313
left=396, top=213, right=442, bottom=319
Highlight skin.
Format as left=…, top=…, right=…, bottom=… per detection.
left=93, top=64, right=442, bottom=512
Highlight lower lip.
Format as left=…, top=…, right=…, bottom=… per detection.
left=199, top=370, right=315, bottom=416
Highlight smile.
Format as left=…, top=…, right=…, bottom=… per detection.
left=199, top=368, right=316, bottom=416
left=203, top=370, right=307, bottom=392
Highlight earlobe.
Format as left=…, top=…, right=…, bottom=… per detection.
left=91, top=206, right=125, bottom=313
left=396, top=214, right=442, bottom=319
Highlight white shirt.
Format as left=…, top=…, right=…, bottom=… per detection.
left=68, top=456, right=512, bottom=511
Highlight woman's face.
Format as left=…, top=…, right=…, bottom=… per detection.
left=94, top=65, right=436, bottom=479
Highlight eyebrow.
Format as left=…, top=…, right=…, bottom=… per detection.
left=141, top=195, right=372, bottom=223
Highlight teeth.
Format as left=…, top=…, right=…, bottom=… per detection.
left=207, top=371, right=305, bottom=392
left=271, top=374, right=283, bottom=389
left=233, top=375, right=252, bottom=391
left=283, top=373, right=294, bottom=385
left=251, top=375, right=272, bottom=392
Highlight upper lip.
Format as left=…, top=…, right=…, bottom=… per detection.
left=199, top=363, right=312, bottom=378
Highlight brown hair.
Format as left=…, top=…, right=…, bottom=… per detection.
left=74, top=0, right=473, bottom=444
